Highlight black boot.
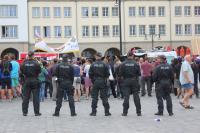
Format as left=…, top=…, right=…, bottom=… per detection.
left=71, top=113, right=77, bottom=117
left=121, top=113, right=127, bottom=116
left=154, top=112, right=163, bottom=116
left=90, top=112, right=96, bottom=116
left=169, top=112, right=174, bottom=116
left=35, top=113, right=42, bottom=116
left=105, top=112, right=111, bottom=116
left=53, top=113, right=59, bottom=117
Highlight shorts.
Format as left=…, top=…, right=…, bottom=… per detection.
left=12, top=78, right=19, bottom=87
left=84, top=77, right=92, bottom=88
left=181, top=83, right=193, bottom=90
left=1, top=78, right=11, bottom=89
left=73, top=77, right=81, bottom=90
left=174, top=79, right=181, bottom=89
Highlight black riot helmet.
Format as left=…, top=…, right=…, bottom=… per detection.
left=28, top=51, right=34, bottom=58
left=158, top=55, right=166, bottom=63
left=62, top=54, right=70, bottom=62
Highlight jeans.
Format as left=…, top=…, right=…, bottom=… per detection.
left=39, top=82, right=45, bottom=102
left=141, top=76, right=152, bottom=95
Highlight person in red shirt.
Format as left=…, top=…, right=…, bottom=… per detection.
left=140, top=57, right=153, bottom=96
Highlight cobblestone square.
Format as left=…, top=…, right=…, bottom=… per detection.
left=0, top=94, right=199, bottom=133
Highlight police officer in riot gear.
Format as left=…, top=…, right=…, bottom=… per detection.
left=119, top=51, right=142, bottom=116
left=53, top=54, right=77, bottom=117
left=153, top=55, right=174, bottom=116
left=21, top=51, right=41, bottom=116
left=89, top=52, right=111, bottom=116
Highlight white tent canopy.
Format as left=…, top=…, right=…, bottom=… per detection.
left=34, top=36, right=79, bottom=53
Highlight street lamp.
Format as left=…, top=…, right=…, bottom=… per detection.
left=145, top=34, right=161, bottom=50
left=115, top=0, right=122, bottom=55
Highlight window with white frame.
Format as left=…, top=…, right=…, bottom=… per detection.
left=54, top=7, right=61, bottom=17
left=54, top=26, right=62, bottom=37
left=112, top=25, right=119, bottom=36
left=195, top=24, right=200, bottom=35
left=64, top=7, right=71, bottom=17
left=1, top=25, right=17, bottom=38
left=0, top=5, right=17, bottom=17
left=43, top=26, right=50, bottom=37
left=129, top=7, right=136, bottom=17
left=149, top=7, right=156, bottom=16
left=33, top=26, right=41, bottom=37
left=32, top=7, right=40, bottom=17
left=103, top=25, right=110, bottom=36
left=175, top=6, right=182, bottom=16
left=194, top=6, right=200, bottom=16
left=82, top=26, right=89, bottom=37
left=112, top=7, right=118, bottom=16
left=184, top=6, right=191, bottom=16
left=129, top=25, right=136, bottom=36
left=82, top=7, right=89, bottom=17
left=175, top=24, right=182, bottom=35
left=92, top=26, right=99, bottom=37
left=64, top=26, right=72, bottom=37
left=158, top=6, right=165, bottom=16
left=43, top=7, right=50, bottom=17
left=149, top=25, right=156, bottom=35
left=102, top=7, right=109, bottom=17
left=139, top=7, right=145, bottom=17
left=92, top=7, right=98, bottom=17
left=139, top=25, right=146, bottom=35
left=159, top=25, right=166, bottom=35
left=185, top=24, right=192, bottom=35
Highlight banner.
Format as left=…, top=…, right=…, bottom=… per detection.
left=57, top=36, right=79, bottom=53
left=20, top=53, right=59, bottom=60
left=147, top=51, right=177, bottom=58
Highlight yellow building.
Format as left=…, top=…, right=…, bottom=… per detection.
left=28, top=0, right=200, bottom=57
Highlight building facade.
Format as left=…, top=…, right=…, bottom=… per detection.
left=0, top=0, right=28, bottom=59
left=1, top=0, right=200, bottom=58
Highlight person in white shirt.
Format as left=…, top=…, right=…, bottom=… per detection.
left=84, top=59, right=93, bottom=99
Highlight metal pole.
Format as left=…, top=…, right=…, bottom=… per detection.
left=27, top=1, right=30, bottom=52
left=119, top=0, right=122, bottom=55
left=151, top=34, right=154, bottom=50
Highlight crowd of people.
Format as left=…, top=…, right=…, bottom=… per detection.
left=0, top=51, right=199, bottom=117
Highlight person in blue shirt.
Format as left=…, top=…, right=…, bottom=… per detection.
left=10, top=55, right=20, bottom=98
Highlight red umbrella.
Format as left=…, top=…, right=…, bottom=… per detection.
left=180, top=47, right=185, bottom=57
left=186, top=48, right=191, bottom=55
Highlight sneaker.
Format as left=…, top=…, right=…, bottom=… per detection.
left=185, top=105, right=194, bottom=109
left=35, top=113, right=42, bottom=116
left=23, top=113, right=27, bottom=116
left=154, top=112, right=163, bottom=116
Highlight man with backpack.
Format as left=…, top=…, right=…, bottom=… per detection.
left=0, top=55, right=12, bottom=101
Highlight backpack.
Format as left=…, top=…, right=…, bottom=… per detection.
left=3, top=61, right=11, bottom=75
